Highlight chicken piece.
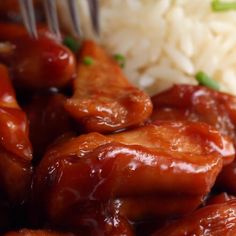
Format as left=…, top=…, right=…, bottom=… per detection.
left=152, top=199, right=236, bottom=236
left=0, top=23, right=76, bottom=90
left=112, top=120, right=235, bottom=166
left=4, top=229, right=76, bottom=236
left=31, top=121, right=233, bottom=226
left=151, top=84, right=236, bottom=195
left=0, top=64, right=32, bottom=160
left=151, top=84, right=236, bottom=144
left=64, top=40, right=152, bottom=133
left=23, top=94, right=74, bottom=163
left=0, top=64, right=32, bottom=203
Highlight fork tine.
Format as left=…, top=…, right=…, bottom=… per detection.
left=18, top=0, right=38, bottom=38
left=43, top=0, right=61, bottom=38
left=88, top=0, right=100, bottom=35
left=67, top=0, right=82, bottom=37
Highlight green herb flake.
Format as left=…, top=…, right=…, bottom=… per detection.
left=83, top=56, right=94, bottom=65
left=113, top=54, right=126, bottom=68
left=63, top=36, right=80, bottom=52
left=195, top=71, right=220, bottom=90
left=211, top=0, right=236, bottom=12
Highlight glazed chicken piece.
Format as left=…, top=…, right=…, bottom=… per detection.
left=64, top=40, right=153, bottom=133
left=4, top=229, right=76, bottom=236
left=151, top=84, right=236, bottom=195
left=23, top=94, right=74, bottom=163
left=151, top=84, right=236, bottom=143
left=0, top=23, right=76, bottom=90
left=31, top=121, right=234, bottom=231
left=0, top=64, right=32, bottom=204
left=152, top=199, right=236, bottom=236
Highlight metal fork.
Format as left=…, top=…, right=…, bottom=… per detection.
left=18, top=0, right=99, bottom=39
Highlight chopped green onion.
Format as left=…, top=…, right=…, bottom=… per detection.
left=63, top=36, right=80, bottom=52
left=195, top=71, right=220, bottom=90
left=83, top=56, right=94, bottom=65
left=113, top=54, right=126, bottom=68
left=211, top=0, right=236, bottom=12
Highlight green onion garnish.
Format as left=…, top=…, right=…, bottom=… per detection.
left=83, top=56, right=94, bottom=65
left=63, top=36, right=80, bottom=52
left=113, top=54, right=126, bottom=68
left=211, top=0, right=236, bottom=12
left=195, top=71, right=220, bottom=90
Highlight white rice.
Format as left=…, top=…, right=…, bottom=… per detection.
left=58, top=0, right=236, bottom=95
